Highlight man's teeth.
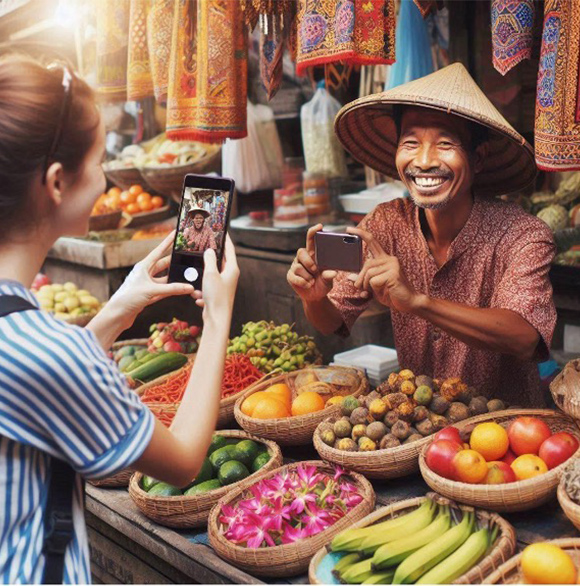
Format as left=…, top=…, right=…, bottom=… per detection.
left=414, top=177, right=446, bottom=187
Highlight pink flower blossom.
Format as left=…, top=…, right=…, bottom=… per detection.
left=239, top=497, right=272, bottom=516
left=302, top=504, right=333, bottom=537
left=340, top=482, right=359, bottom=494
left=289, top=491, right=317, bottom=515
left=333, top=466, right=346, bottom=481
left=235, top=512, right=279, bottom=549
left=297, top=464, right=323, bottom=489
left=219, top=504, right=244, bottom=527
left=281, top=523, right=307, bottom=544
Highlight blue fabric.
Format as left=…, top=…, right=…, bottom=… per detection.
left=385, top=0, right=434, bottom=91
left=0, top=281, right=154, bottom=584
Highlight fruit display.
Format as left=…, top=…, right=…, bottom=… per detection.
left=139, top=435, right=273, bottom=497
left=425, top=416, right=579, bottom=484
left=32, top=281, right=101, bottom=320
left=240, top=368, right=362, bottom=421
left=216, top=464, right=363, bottom=548
left=148, top=318, right=201, bottom=354
left=328, top=497, right=498, bottom=585
left=318, top=370, right=504, bottom=453
left=520, top=543, right=578, bottom=585
left=227, top=321, right=322, bottom=373
left=116, top=346, right=188, bottom=387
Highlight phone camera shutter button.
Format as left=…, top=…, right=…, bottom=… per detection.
left=184, top=267, right=199, bottom=282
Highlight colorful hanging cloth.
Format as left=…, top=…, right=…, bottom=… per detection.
left=166, top=0, right=248, bottom=143
left=535, top=0, right=580, bottom=171
left=127, top=0, right=154, bottom=101
left=147, top=0, right=174, bottom=104
left=96, top=0, right=129, bottom=100
left=260, top=13, right=286, bottom=100
left=491, top=0, right=535, bottom=76
left=385, top=0, right=433, bottom=91
left=413, top=0, right=439, bottom=18
left=296, top=0, right=396, bottom=76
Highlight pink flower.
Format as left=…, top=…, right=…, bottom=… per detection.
left=289, top=491, right=317, bottom=515
left=297, top=464, right=323, bottom=489
left=239, top=497, right=272, bottom=516
left=340, top=482, right=359, bottom=494
left=270, top=496, right=293, bottom=522
left=281, top=523, right=307, bottom=544
left=232, top=512, right=279, bottom=549
left=333, top=466, right=346, bottom=481
left=301, top=504, right=333, bottom=537
left=344, top=493, right=363, bottom=508
left=262, top=472, right=293, bottom=498
left=219, top=504, right=245, bottom=527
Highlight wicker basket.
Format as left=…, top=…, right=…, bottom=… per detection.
left=140, top=147, right=221, bottom=203
left=308, top=491, right=516, bottom=585
left=551, top=359, right=580, bottom=421
left=125, top=203, right=172, bottom=229
left=88, top=210, right=123, bottom=231
left=483, top=538, right=580, bottom=584
left=128, top=430, right=282, bottom=528
left=558, top=480, right=580, bottom=531
left=111, top=338, right=148, bottom=352
left=104, top=166, right=148, bottom=191
left=56, top=309, right=98, bottom=328
left=208, top=460, right=376, bottom=578
left=314, top=415, right=431, bottom=479
left=419, top=409, right=580, bottom=513
left=88, top=468, right=134, bottom=488
left=233, top=366, right=369, bottom=446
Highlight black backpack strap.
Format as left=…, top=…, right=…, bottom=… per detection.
left=0, top=293, right=76, bottom=584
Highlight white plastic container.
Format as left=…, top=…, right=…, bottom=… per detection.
left=333, top=345, right=399, bottom=387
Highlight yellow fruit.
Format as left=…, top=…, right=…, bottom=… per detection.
left=54, top=303, right=66, bottom=313
left=265, top=383, right=292, bottom=406
left=63, top=296, right=79, bottom=312
left=39, top=284, right=54, bottom=295
left=76, top=289, right=90, bottom=297
left=54, top=291, right=68, bottom=303
left=79, top=295, right=100, bottom=309
left=39, top=299, right=54, bottom=310
left=469, top=422, right=509, bottom=461
left=327, top=396, right=344, bottom=406
left=252, top=397, right=290, bottom=419
left=241, top=391, right=271, bottom=416
left=521, top=543, right=577, bottom=584
left=63, top=282, right=77, bottom=292
left=511, top=454, right=548, bottom=481
left=291, top=391, right=326, bottom=416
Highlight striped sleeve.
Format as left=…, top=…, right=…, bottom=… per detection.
left=0, top=311, right=154, bottom=480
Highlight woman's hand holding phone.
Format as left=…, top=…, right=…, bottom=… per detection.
left=287, top=224, right=337, bottom=302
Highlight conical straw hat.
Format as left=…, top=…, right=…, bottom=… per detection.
left=334, top=62, right=536, bottom=196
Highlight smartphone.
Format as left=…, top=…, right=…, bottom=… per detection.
left=314, top=232, right=363, bottom=273
left=168, top=174, right=235, bottom=288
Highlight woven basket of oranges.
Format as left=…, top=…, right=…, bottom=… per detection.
left=233, top=366, right=368, bottom=446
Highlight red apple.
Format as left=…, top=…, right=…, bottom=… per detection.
left=163, top=340, right=182, bottom=352
left=507, top=417, right=552, bottom=456
left=159, top=330, right=172, bottom=344
left=538, top=432, right=579, bottom=470
left=425, top=439, right=462, bottom=480
left=189, top=325, right=201, bottom=337
left=434, top=426, right=462, bottom=446
left=31, top=273, right=51, bottom=291
left=483, top=461, right=516, bottom=484
left=500, top=449, right=517, bottom=466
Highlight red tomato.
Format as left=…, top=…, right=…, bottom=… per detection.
left=500, top=449, right=517, bottom=466
left=538, top=432, right=579, bottom=470
left=189, top=325, right=201, bottom=337
left=508, top=417, right=552, bottom=456
left=425, top=439, right=462, bottom=480
left=434, top=426, right=462, bottom=445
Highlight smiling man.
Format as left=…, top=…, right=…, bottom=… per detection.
left=287, top=63, right=556, bottom=406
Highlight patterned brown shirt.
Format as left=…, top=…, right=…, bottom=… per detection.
left=328, top=197, right=557, bottom=406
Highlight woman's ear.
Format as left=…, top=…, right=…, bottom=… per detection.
left=473, top=142, right=488, bottom=174
left=44, top=162, right=64, bottom=205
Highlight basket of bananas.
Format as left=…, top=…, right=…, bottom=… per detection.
left=233, top=366, right=369, bottom=446
left=308, top=492, right=516, bottom=585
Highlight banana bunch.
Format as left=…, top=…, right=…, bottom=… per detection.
left=330, top=498, right=496, bottom=584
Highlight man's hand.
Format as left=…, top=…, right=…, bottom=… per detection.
left=347, top=227, right=424, bottom=314
left=287, top=224, right=337, bottom=302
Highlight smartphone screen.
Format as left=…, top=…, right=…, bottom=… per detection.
left=168, top=174, right=234, bottom=287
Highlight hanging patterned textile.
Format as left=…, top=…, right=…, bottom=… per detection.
left=491, top=0, right=535, bottom=76
left=535, top=0, right=580, bottom=171
left=295, top=0, right=396, bottom=76
left=413, top=0, right=439, bottom=18
left=166, top=0, right=248, bottom=142
left=96, top=0, right=130, bottom=100
left=147, top=0, right=174, bottom=104
left=127, top=0, right=154, bottom=101
left=260, top=13, right=286, bottom=100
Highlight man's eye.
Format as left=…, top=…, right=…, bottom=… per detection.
left=438, top=141, right=454, bottom=147
left=402, top=141, right=418, bottom=147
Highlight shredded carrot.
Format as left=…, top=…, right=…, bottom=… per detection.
left=222, top=354, right=264, bottom=398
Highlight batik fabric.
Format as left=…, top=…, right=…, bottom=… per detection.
left=127, top=0, right=154, bottom=101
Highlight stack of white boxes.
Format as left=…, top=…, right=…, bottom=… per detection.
left=333, top=345, right=399, bottom=388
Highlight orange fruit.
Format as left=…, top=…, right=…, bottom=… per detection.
left=453, top=449, right=488, bottom=483
left=107, top=186, right=122, bottom=198
left=126, top=202, right=141, bottom=215
left=139, top=200, right=154, bottom=212
left=252, top=397, right=290, bottom=419
left=511, top=454, right=548, bottom=481
left=120, top=190, right=137, bottom=205
left=291, top=391, right=325, bottom=417
left=129, top=184, right=144, bottom=196
left=521, top=543, right=577, bottom=584
left=107, top=192, right=122, bottom=209
left=265, top=383, right=292, bottom=406
left=241, top=391, right=276, bottom=416
left=151, top=196, right=164, bottom=209
left=469, top=422, right=509, bottom=461
left=137, top=192, right=151, bottom=205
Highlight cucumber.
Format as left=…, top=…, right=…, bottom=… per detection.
left=118, top=355, right=135, bottom=372
left=128, top=352, right=188, bottom=383
left=134, top=348, right=149, bottom=360
left=184, top=478, right=221, bottom=496
left=114, top=345, right=139, bottom=361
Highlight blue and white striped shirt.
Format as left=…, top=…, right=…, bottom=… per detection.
left=0, top=281, right=154, bottom=584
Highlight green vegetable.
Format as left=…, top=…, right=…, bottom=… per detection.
left=235, top=440, right=260, bottom=466
left=118, top=355, right=135, bottom=372
left=134, top=348, right=149, bottom=361
left=251, top=452, right=271, bottom=473
left=209, top=445, right=237, bottom=471
left=184, top=478, right=221, bottom=495
left=127, top=352, right=188, bottom=383
left=186, top=458, right=213, bottom=489
left=141, top=475, right=160, bottom=492
left=207, top=435, right=228, bottom=455
left=114, top=345, right=139, bottom=361
left=147, top=482, right=182, bottom=496
left=218, top=461, right=250, bottom=486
